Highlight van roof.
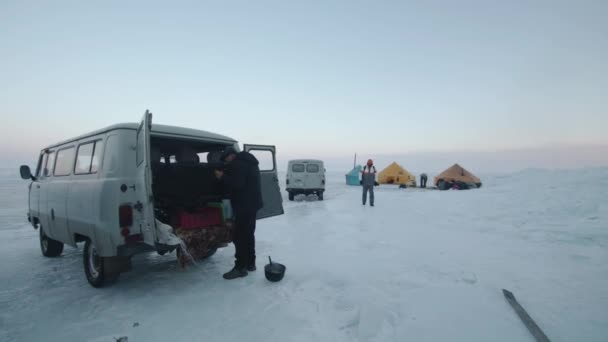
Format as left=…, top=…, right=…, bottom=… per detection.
left=288, top=159, right=324, bottom=164
left=44, top=123, right=237, bottom=149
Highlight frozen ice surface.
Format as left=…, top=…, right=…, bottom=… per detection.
left=1, top=168, right=607, bottom=342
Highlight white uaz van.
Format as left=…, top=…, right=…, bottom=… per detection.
left=285, top=159, right=325, bottom=201
left=19, top=111, right=284, bottom=287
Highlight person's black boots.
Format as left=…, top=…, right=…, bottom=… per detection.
left=247, top=264, right=257, bottom=272
left=223, top=267, right=248, bottom=280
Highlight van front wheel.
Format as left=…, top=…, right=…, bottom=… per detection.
left=39, top=226, right=64, bottom=257
left=288, top=192, right=295, bottom=201
left=84, top=239, right=119, bottom=288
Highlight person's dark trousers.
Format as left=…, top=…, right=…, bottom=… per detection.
left=233, top=210, right=257, bottom=269
left=421, top=176, right=427, bottom=188
left=362, top=185, right=374, bottom=206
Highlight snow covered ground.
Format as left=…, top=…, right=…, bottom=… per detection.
left=1, top=168, right=607, bottom=342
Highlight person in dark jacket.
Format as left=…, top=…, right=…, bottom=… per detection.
left=420, top=173, right=428, bottom=188
left=215, top=147, right=263, bottom=279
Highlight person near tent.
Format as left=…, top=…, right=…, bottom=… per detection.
left=361, top=159, right=377, bottom=206
left=214, top=147, right=263, bottom=280
left=420, top=173, right=428, bottom=188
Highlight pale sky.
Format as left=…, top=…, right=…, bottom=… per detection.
left=1, top=0, right=607, bottom=172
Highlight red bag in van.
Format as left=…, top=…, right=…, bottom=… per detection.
left=177, top=207, right=222, bottom=229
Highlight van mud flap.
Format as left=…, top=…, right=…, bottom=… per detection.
left=105, top=256, right=132, bottom=274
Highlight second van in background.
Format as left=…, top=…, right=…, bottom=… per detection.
left=286, top=160, right=325, bottom=201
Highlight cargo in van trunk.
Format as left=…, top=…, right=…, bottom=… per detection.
left=150, top=138, right=235, bottom=264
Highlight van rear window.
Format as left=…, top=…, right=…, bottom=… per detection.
left=136, top=122, right=145, bottom=166
left=292, top=164, right=305, bottom=172
left=306, top=164, right=320, bottom=173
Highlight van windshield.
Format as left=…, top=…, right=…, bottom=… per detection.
left=292, top=164, right=305, bottom=172
left=306, top=164, right=319, bottom=173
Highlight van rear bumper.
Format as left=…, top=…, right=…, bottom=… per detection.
left=116, top=242, right=155, bottom=257
left=287, top=188, right=324, bottom=193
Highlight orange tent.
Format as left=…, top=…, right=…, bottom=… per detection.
left=434, top=164, right=482, bottom=190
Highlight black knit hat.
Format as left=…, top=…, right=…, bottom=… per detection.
left=220, top=147, right=238, bottom=161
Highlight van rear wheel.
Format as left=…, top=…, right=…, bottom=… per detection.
left=288, top=192, right=295, bottom=201
left=318, top=192, right=324, bottom=201
left=39, top=226, right=64, bottom=257
left=83, top=239, right=119, bottom=288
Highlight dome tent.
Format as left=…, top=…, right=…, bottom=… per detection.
left=434, top=163, right=482, bottom=190
left=377, top=162, right=416, bottom=187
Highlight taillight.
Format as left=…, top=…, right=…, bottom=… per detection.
left=119, top=205, right=133, bottom=228
left=121, top=227, right=130, bottom=237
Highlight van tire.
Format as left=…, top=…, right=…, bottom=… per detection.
left=39, top=226, right=64, bottom=257
left=83, top=239, right=119, bottom=288
left=288, top=192, right=294, bottom=201
left=318, top=192, right=324, bottom=201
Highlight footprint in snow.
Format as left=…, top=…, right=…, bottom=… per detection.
left=459, top=272, right=478, bottom=285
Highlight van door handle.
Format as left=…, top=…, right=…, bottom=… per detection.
left=36, top=185, right=40, bottom=189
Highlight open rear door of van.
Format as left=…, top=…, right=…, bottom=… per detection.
left=134, top=110, right=157, bottom=245
left=243, top=144, right=284, bottom=220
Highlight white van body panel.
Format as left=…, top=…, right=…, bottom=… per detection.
left=286, top=159, right=326, bottom=193
left=24, top=119, right=282, bottom=259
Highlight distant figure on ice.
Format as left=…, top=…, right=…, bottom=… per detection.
left=420, top=173, right=428, bottom=188
left=361, top=159, right=377, bottom=206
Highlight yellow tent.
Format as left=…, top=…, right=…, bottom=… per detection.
left=377, top=162, right=416, bottom=186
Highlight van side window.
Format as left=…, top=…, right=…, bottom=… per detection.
left=75, top=142, right=94, bottom=174
left=306, top=164, right=320, bottom=173
left=292, top=164, right=305, bottom=172
left=75, top=141, right=104, bottom=174
left=91, top=141, right=104, bottom=173
left=44, top=152, right=56, bottom=177
left=54, top=147, right=75, bottom=176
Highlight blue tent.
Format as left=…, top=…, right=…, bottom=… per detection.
left=345, top=165, right=362, bottom=185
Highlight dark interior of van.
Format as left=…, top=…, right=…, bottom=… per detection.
left=150, top=137, right=231, bottom=208
left=150, top=137, right=235, bottom=263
